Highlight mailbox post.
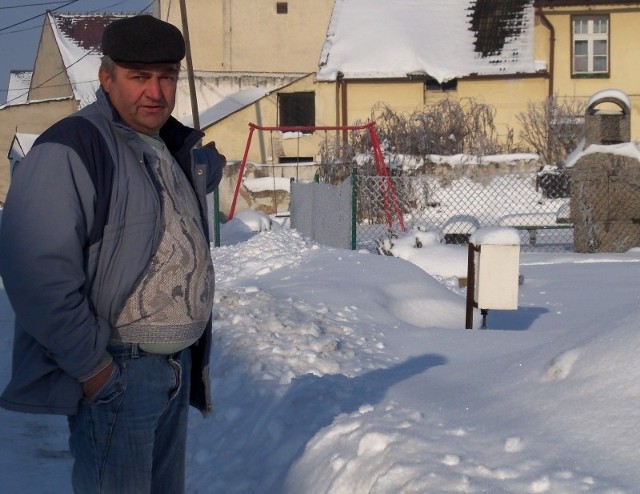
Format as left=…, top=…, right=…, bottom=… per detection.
left=466, top=227, right=520, bottom=329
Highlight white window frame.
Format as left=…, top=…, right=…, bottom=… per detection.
left=572, top=15, right=609, bottom=76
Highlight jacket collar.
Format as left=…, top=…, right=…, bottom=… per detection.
left=94, top=87, right=204, bottom=159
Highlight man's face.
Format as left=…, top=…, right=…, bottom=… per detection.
left=99, top=62, right=179, bottom=135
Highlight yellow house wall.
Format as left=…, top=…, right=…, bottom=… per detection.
left=29, top=17, right=73, bottom=101
left=202, top=75, right=323, bottom=214
left=157, top=0, right=334, bottom=73
left=0, top=99, right=78, bottom=202
left=320, top=78, right=549, bottom=149
left=534, top=13, right=552, bottom=76
left=539, top=4, right=640, bottom=140
left=156, top=0, right=222, bottom=72
left=341, top=81, right=425, bottom=124
left=206, top=75, right=552, bottom=163
left=203, top=75, right=323, bottom=162
left=443, top=77, right=549, bottom=145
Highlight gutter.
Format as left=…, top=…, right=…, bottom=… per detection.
left=537, top=5, right=555, bottom=98
left=337, top=72, right=348, bottom=143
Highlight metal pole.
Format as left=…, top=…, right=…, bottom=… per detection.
left=351, top=167, right=358, bottom=250
left=465, top=243, right=476, bottom=329
left=213, top=190, right=221, bottom=247
left=179, top=0, right=200, bottom=131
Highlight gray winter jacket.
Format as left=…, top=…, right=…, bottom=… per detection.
left=0, top=88, right=224, bottom=416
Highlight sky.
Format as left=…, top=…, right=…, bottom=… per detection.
left=0, top=0, right=152, bottom=105
left=1, top=211, right=640, bottom=493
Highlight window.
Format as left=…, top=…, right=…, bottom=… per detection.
left=278, top=92, right=315, bottom=129
left=572, top=15, right=609, bottom=76
left=276, top=2, right=288, bottom=14
left=426, top=78, right=458, bottom=91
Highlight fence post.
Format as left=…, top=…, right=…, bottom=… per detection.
left=213, top=188, right=221, bottom=248
left=351, top=167, right=358, bottom=250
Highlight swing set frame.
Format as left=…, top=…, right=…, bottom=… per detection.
left=228, top=121, right=405, bottom=232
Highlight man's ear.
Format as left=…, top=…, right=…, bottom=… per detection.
left=98, top=68, right=110, bottom=92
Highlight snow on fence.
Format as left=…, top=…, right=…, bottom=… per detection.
left=290, top=179, right=353, bottom=250
left=355, top=170, right=574, bottom=253
left=288, top=169, right=575, bottom=253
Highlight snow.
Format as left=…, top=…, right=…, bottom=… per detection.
left=2, top=212, right=640, bottom=493
left=9, top=133, right=38, bottom=159
left=442, top=214, right=480, bottom=235
left=565, top=140, right=640, bottom=168
left=499, top=213, right=560, bottom=228
left=48, top=13, right=103, bottom=108
left=426, top=153, right=539, bottom=166
left=244, top=176, right=292, bottom=193
left=318, top=0, right=537, bottom=82
left=586, top=88, right=632, bottom=111
left=5, top=71, right=32, bottom=106
left=470, top=227, right=520, bottom=246
left=181, top=87, right=270, bottom=128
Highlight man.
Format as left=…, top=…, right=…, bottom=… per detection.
left=0, top=15, right=225, bottom=493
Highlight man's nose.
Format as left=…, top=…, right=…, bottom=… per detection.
left=145, top=77, right=163, bottom=100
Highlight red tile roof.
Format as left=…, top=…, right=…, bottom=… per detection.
left=51, top=13, right=130, bottom=52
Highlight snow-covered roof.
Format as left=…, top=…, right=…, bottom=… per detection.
left=48, top=13, right=129, bottom=107
left=317, top=0, right=538, bottom=83
left=586, top=88, right=632, bottom=113
left=181, top=87, right=271, bottom=128
left=565, top=140, right=640, bottom=168
left=8, top=133, right=39, bottom=174
left=6, top=70, right=32, bottom=106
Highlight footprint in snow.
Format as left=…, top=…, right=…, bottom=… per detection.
left=541, top=349, right=580, bottom=382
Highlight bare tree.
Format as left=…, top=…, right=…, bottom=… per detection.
left=516, top=96, right=585, bottom=166
left=323, top=98, right=509, bottom=160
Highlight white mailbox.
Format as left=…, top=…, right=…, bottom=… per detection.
left=466, top=227, right=520, bottom=329
left=474, top=243, right=520, bottom=310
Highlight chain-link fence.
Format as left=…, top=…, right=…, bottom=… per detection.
left=355, top=169, right=574, bottom=253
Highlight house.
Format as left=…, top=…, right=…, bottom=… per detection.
left=4, top=1, right=638, bottom=212
left=535, top=0, right=640, bottom=130
left=179, top=0, right=640, bottom=215
left=0, top=12, right=126, bottom=202
left=193, top=0, right=640, bottom=167
left=7, top=133, right=38, bottom=177
left=155, top=0, right=336, bottom=122
left=156, top=0, right=336, bottom=75
left=0, top=2, right=335, bottom=202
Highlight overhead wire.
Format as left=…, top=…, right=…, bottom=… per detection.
left=0, top=1, right=77, bottom=32
left=0, top=2, right=71, bottom=10
left=1, top=0, right=157, bottom=105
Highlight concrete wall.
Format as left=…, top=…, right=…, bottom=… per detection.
left=157, top=0, right=335, bottom=73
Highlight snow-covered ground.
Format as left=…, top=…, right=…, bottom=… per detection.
left=1, top=213, right=640, bottom=493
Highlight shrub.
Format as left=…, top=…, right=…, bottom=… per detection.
left=317, top=98, right=512, bottom=184
left=516, top=96, right=585, bottom=166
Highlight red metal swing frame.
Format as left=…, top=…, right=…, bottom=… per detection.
left=228, top=121, right=405, bottom=232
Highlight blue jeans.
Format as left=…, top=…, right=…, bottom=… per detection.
left=68, top=344, right=192, bottom=494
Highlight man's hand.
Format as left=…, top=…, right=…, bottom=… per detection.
left=203, top=141, right=226, bottom=168
left=82, top=361, right=115, bottom=401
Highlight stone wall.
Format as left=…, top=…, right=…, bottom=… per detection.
left=569, top=152, right=640, bottom=252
